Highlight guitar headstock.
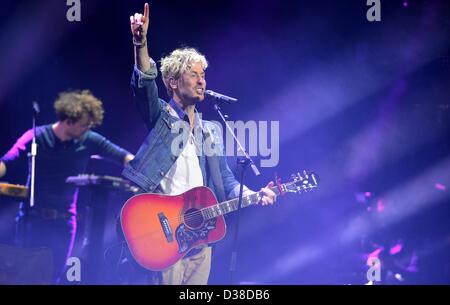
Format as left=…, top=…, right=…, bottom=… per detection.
left=283, top=170, right=319, bottom=194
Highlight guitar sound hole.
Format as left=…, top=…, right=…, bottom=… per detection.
left=183, top=208, right=204, bottom=229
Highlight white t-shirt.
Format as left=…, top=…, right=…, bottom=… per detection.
left=159, top=107, right=203, bottom=195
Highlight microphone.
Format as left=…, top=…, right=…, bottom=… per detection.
left=32, top=101, right=40, bottom=115
left=205, top=90, right=238, bottom=103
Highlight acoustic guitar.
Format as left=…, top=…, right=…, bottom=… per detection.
left=120, top=171, right=318, bottom=271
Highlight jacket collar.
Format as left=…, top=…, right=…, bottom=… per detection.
left=168, top=98, right=204, bottom=130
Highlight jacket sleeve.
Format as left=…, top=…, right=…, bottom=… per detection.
left=130, top=59, right=163, bottom=130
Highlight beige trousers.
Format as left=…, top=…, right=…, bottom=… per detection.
left=153, top=246, right=212, bottom=285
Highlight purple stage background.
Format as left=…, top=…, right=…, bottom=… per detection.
left=0, top=0, right=449, bottom=284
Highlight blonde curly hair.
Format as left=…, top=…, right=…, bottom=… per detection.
left=160, top=47, right=208, bottom=97
left=54, top=90, right=104, bottom=127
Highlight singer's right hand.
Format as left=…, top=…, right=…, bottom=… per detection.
left=130, top=3, right=149, bottom=44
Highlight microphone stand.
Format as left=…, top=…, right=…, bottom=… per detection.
left=18, top=102, right=39, bottom=247
left=29, top=102, right=39, bottom=210
left=212, top=100, right=260, bottom=284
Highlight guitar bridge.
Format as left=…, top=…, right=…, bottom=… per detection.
left=158, top=213, right=174, bottom=243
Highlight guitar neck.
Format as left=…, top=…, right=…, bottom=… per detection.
left=200, top=184, right=286, bottom=220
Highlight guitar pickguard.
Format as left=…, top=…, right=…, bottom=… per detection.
left=175, top=219, right=217, bottom=253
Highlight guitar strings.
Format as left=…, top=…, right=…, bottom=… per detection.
left=123, top=182, right=311, bottom=239
left=169, top=181, right=313, bottom=224
left=147, top=191, right=263, bottom=225
left=152, top=185, right=302, bottom=224
left=167, top=190, right=268, bottom=224
left=128, top=182, right=306, bottom=229
left=123, top=195, right=264, bottom=240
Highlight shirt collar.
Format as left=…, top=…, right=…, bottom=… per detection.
left=168, top=98, right=204, bottom=130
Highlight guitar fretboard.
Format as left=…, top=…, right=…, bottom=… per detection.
left=200, top=185, right=284, bottom=220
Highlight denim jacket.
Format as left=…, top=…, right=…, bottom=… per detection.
left=122, top=60, right=242, bottom=202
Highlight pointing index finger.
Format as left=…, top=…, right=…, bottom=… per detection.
left=143, top=3, right=149, bottom=21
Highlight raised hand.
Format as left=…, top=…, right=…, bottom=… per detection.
left=130, top=3, right=149, bottom=45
